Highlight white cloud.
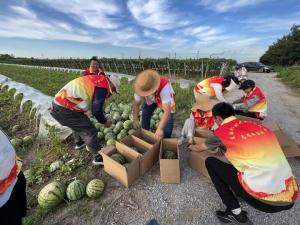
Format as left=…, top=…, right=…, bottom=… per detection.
left=182, top=26, right=227, bottom=42
left=199, top=0, right=270, bottom=13
left=36, top=0, right=120, bottom=29
left=127, top=0, right=188, bottom=30
left=10, top=5, right=37, bottom=19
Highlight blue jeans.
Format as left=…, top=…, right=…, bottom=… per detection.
left=141, top=103, right=174, bottom=138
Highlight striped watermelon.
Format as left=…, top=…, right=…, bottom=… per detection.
left=66, top=180, right=86, bottom=201
left=86, top=179, right=105, bottom=199
left=123, top=120, right=133, bottom=130
left=163, top=150, right=176, bottom=159
left=38, top=181, right=66, bottom=209
left=106, top=139, right=116, bottom=146
left=105, top=132, right=116, bottom=141
left=23, top=135, right=34, bottom=146
left=49, top=160, right=64, bottom=173
left=111, top=153, right=126, bottom=164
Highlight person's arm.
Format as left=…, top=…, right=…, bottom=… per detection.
left=234, top=95, right=260, bottom=111
left=92, top=87, right=108, bottom=124
left=133, top=94, right=142, bottom=129
left=189, top=133, right=224, bottom=153
left=232, top=96, right=244, bottom=104
left=211, top=83, right=227, bottom=102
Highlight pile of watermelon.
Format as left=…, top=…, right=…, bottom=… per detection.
left=10, top=135, right=34, bottom=151
left=38, top=178, right=105, bottom=209
left=91, top=102, right=163, bottom=146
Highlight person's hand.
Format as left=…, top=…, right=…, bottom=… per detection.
left=133, top=120, right=139, bottom=129
left=155, top=128, right=164, bottom=138
left=188, top=144, right=202, bottom=152
left=104, top=118, right=112, bottom=128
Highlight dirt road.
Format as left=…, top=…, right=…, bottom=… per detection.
left=48, top=72, right=300, bottom=225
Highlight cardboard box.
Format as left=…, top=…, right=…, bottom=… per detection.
left=159, top=138, right=180, bottom=183
left=236, top=114, right=261, bottom=123
left=100, top=142, right=140, bottom=188
left=121, top=135, right=154, bottom=175
left=262, top=120, right=300, bottom=157
left=132, top=128, right=161, bottom=163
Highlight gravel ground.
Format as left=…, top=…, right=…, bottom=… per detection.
left=51, top=72, right=300, bottom=225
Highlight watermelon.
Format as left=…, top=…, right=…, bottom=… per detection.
left=113, top=112, right=121, bottom=121
left=106, top=139, right=116, bottom=146
left=10, top=138, right=23, bottom=148
left=111, top=153, right=126, bottom=164
left=113, top=126, right=122, bottom=135
left=66, top=180, right=86, bottom=201
left=38, top=181, right=66, bottom=209
left=23, top=135, right=34, bottom=146
left=49, top=160, right=64, bottom=173
left=24, top=169, right=35, bottom=184
left=86, top=179, right=105, bottom=199
left=128, top=129, right=136, bottom=135
left=123, top=120, right=133, bottom=130
left=117, top=132, right=127, bottom=141
left=90, top=118, right=98, bottom=124
left=115, top=121, right=124, bottom=129
left=163, top=150, right=176, bottom=159
left=97, top=132, right=104, bottom=140
left=123, top=163, right=130, bottom=170
left=152, top=114, right=159, bottom=120
left=105, top=132, right=116, bottom=141
left=159, top=112, right=163, bottom=118
left=129, top=114, right=134, bottom=121
left=104, top=107, right=110, bottom=114
left=103, top=128, right=113, bottom=135
left=121, top=112, right=129, bottom=120
left=94, top=123, right=101, bottom=130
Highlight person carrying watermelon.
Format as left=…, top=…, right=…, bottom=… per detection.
left=189, top=102, right=298, bottom=225
left=132, top=69, right=175, bottom=138
left=232, top=80, right=267, bottom=120
left=82, top=56, right=106, bottom=76
left=0, top=129, right=27, bottom=225
left=50, top=74, right=120, bottom=165
left=178, top=94, right=218, bottom=145
left=194, top=75, right=239, bottom=102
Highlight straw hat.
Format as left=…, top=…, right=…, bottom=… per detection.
left=134, top=69, right=160, bottom=96
left=191, top=94, right=217, bottom=112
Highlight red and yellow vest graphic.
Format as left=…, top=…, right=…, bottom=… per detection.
left=194, top=76, right=224, bottom=97
left=83, top=68, right=106, bottom=76
left=55, top=75, right=112, bottom=112
left=214, top=116, right=298, bottom=203
left=243, top=87, right=267, bottom=114
left=153, top=76, right=176, bottom=112
left=192, top=111, right=214, bottom=129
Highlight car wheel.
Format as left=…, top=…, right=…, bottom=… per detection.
left=266, top=69, right=270, bottom=73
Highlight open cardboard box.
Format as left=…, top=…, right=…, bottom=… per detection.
left=194, top=128, right=212, bottom=139
left=132, top=128, right=161, bottom=163
left=121, top=135, right=154, bottom=175
left=262, top=120, right=300, bottom=157
left=100, top=142, right=140, bottom=188
left=188, top=137, right=229, bottom=178
left=159, top=138, right=180, bottom=184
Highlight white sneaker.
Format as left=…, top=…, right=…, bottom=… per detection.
left=86, top=146, right=91, bottom=152
left=75, top=143, right=85, bottom=150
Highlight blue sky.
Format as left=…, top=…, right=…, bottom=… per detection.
left=0, top=0, right=299, bottom=62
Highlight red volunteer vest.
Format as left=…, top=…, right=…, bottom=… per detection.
left=243, top=87, right=267, bottom=115
left=83, top=68, right=106, bottom=76
left=154, top=76, right=176, bottom=111
left=194, top=76, right=225, bottom=96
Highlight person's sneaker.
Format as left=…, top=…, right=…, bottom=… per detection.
left=75, top=143, right=85, bottom=150
left=92, top=154, right=104, bottom=166
left=216, top=209, right=253, bottom=225
left=86, top=145, right=91, bottom=152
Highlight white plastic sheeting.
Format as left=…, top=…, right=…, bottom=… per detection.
left=0, top=74, right=72, bottom=139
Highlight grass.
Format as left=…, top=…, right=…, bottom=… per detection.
left=0, top=64, right=194, bottom=122
left=276, top=66, right=300, bottom=88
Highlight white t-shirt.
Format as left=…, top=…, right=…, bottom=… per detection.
left=134, top=83, right=174, bottom=105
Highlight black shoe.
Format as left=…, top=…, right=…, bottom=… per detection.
left=92, top=154, right=104, bottom=166
left=216, top=209, right=253, bottom=225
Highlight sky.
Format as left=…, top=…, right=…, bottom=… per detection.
left=0, top=0, right=299, bottom=62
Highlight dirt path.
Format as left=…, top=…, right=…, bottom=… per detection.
left=47, top=72, right=300, bottom=225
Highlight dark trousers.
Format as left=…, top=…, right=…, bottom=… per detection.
left=205, top=157, right=294, bottom=213
left=0, top=172, right=27, bottom=225
left=141, top=103, right=174, bottom=138
left=234, top=110, right=262, bottom=120
left=50, top=103, right=102, bottom=154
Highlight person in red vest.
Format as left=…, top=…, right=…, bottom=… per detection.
left=189, top=102, right=298, bottom=225
left=82, top=56, right=106, bottom=76
left=194, top=75, right=239, bottom=102
left=0, top=130, right=26, bottom=225
left=132, top=69, right=175, bottom=138
left=232, top=80, right=267, bottom=120
left=178, top=94, right=217, bottom=145
left=50, top=74, right=120, bottom=165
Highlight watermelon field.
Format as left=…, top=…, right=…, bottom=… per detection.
left=1, top=65, right=300, bottom=225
